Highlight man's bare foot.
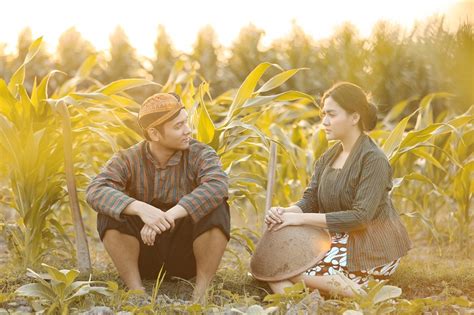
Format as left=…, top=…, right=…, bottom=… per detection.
left=191, top=285, right=208, bottom=305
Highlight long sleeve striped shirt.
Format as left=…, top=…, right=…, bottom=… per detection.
left=86, top=139, right=229, bottom=223
left=296, top=134, right=412, bottom=271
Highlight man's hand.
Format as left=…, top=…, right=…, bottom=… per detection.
left=141, top=224, right=158, bottom=246
left=140, top=206, right=175, bottom=233
left=126, top=201, right=175, bottom=234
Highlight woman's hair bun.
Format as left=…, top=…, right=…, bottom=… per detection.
left=363, top=102, right=377, bottom=131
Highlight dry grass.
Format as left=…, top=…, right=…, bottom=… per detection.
left=1, top=233, right=473, bottom=313
left=391, top=244, right=474, bottom=300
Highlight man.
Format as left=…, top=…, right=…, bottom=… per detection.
left=86, top=93, right=230, bottom=302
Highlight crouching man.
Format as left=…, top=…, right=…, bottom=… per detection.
left=86, top=93, right=230, bottom=303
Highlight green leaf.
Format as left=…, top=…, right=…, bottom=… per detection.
left=86, top=126, right=119, bottom=152
left=0, top=79, right=16, bottom=118
left=230, top=230, right=256, bottom=253
left=42, top=263, right=68, bottom=283
left=238, top=91, right=315, bottom=114
left=222, top=120, right=270, bottom=148
left=33, top=71, right=63, bottom=107
left=68, top=284, right=93, bottom=299
left=64, top=269, right=80, bottom=287
left=399, top=172, right=438, bottom=190
left=24, top=37, right=43, bottom=64
left=383, top=97, right=417, bottom=124
left=372, top=285, right=402, bottom=304
left=76, top=54, right=97, bottom=78
left=26, top=269, right=55, bottom=287
left=396, top=143, right=462, bottom=168
left=283, top=281, right=305, bottom=294
left=15, top=283, right=54, bottom=300
left=97, top=79, right=160, bottom=95
left=161, top=59, right=186, bottom=91
left=382, top=109, right=419, bottom=158
left=257, top=68, right=307, bottom=93
left=7, top=65, right=25, bottom=95
left=411, top=148, right=446, bottom=172
left=414, top=92, right=452, bottom=130
left=195, top=82, right=215, bottom=144
left=225, top=62, right=281, bottom=125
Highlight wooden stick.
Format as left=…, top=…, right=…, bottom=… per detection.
left=59, top=102, right=92, bottom=276
left=265, top=142, right=278, bottom=216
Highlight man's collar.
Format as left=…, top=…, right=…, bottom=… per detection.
left=145, top=142, right=183, bottom=169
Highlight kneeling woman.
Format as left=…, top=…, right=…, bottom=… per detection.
left=265, top=82, right=412, bottom=297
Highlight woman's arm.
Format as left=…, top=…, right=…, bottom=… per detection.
left=270, top=212, right=328, bottom=231
left=265, top=155, right=326, bottom=228
left=265, top=205, right=302, bottom=228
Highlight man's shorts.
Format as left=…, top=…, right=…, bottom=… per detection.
left=97, top=199, right=231, bottom=280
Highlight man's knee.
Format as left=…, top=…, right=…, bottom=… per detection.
left=103, top=229, right=139, bottom=247
left=196, top=227, right=228, bottom=243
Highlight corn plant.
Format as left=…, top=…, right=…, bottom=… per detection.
left=158, top=60, right=315, bottom=221
left=336, top=279, right=402, bottom=315
left=378, top=93, right=474, bottom=249
left=263, top=281, right=309, bottom=310
left=0, top=38, right=67, bottom=269
left=259, top=90, right=473, bottom=248
left=119, top=266, right=166, bottom=314
left=15, top=263, right=111, bottom=314
left=0, top=37, right=157, bottom=271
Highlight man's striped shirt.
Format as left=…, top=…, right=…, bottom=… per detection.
left=86, top=139, right=229, bottom=222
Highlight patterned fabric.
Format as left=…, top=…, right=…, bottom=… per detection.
left=138, top=93, right=184, bottom=129
left=295, top=133, right=411, bottom=271
left=304, top=233, right=400, bottom=286
left=86, top=139, right=228, bottom=223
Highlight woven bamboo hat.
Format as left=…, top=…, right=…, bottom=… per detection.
left=250, top=226, right=331, bottom=281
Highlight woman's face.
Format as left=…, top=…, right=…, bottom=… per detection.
left=321, top=96, right=359, bottom=141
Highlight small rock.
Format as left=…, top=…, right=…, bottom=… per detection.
left=247, top=304, right=265, bottom=314
left=155, top=294, right=174, bottom=305
left=223, top=309, right=245, bottom=315
left=286, top=290, right=323, bottom=315
left=83, top=306, right=114, bottom=315
left=14, top=306, right=33, bottom=313
left=264, top=306, right=279, bottom=314
left=204, top=307, right=221, bottom=314
left=16, top=300, right=29, bottom=307
left=116, top=312, right=133, bottom=315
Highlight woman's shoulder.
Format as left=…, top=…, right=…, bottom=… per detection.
left=317, top=141, right=341, bottom=165
left=359, top=136, right=392, bottom=170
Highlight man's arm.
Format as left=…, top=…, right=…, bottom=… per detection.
left=86, top=153, right=136, bottom=221
left=177, top=145, right=229, bottom=222
left=86, top=153, right=174, bottom=237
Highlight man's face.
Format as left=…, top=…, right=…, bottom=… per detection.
left=148, top=109, right=192, bottom=150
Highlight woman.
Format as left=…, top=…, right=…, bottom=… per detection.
left=265, top=82, right=412, bottom=297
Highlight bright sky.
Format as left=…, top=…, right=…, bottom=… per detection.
left=0, top=0, right=471, bottom=56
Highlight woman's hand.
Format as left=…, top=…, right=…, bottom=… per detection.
left=269, top=213, right=304, bottom=231
left=265, top=207, right=285, bottom=229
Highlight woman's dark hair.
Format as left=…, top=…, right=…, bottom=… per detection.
left=321, top=82, right=377, bottom=131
